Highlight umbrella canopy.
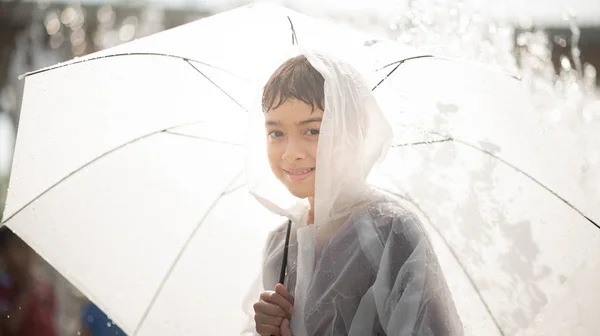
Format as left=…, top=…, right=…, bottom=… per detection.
left=1, top=3, right=409, bottom=335
left=2, top=2, right=599, bottom=335
left=369, top=56, right=600, bottom=335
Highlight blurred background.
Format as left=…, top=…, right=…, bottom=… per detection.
left=0, top=0, right=598, bottom=334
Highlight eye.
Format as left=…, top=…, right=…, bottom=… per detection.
left=268, top=131, right=284, bottom=138
left=305, top=128, right=320, bottom=136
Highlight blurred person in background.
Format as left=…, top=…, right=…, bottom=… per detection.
left=79, top=301, right=126, bottom=336
left=0, top=227, right=56, bottom=336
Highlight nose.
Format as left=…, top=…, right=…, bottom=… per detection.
left=281, top=136, right=307, bottom=162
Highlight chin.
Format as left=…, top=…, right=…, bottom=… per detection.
left=291, top=191, right=311, bottom=199
left=284, top=184, right=313, bottom=199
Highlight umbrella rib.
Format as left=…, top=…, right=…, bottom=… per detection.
left=372, top=55, right=435, bottom=91
left=372, top=61, right=402, bottom=91
left=0, top=119, right=208, bottom=225
left=376, top=55, right=435, bottom=71
left=373, top=187, right=506, bottom=336
left=394, top=134, right=599, bottom=229
left=185, top=60, right=250, bottom=113
left=222, top=182, right=246, bottom=196
left=163, top=130, right=243, bottom=147
left=287, top=16, right=299, bottom=46
left=132, top=171, right=244, bottom=335
left=376, top=56, right=521, bottom=81
left=446, top=135, right=599, bottom=230
left=21, top=52, right=248, bottom=81
left=392, top=138, right=453, bottom=147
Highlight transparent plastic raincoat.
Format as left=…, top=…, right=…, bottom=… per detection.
left=242, top=48, right=463, bottom=336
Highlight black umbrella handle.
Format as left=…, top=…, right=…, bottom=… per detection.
left=278, top=219, right=292, bottom=285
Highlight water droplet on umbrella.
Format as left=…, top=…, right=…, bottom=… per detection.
left=436, top=102, right=458, bottom=114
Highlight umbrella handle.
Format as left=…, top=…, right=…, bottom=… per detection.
left=278, top=219, right=292, bottom=285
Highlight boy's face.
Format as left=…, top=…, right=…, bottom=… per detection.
left=265, top=98, right=322, bottom=199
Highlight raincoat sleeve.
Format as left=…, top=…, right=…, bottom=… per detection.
left=362, top=202, right=463, bottom=335
left=241, top=222, right=288, bottom=336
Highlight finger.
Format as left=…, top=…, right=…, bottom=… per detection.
left=253, top=301, right=288, bottom=318
left=281, top=319, right=293, bottom=336
left=275, top=284, right=295, bottom=306
left=261, top=292, right=294, bottom=316
left=275, top=284, right=289, bottom=299
left=256, top=323, right=280, bottom=336
left=254, top=312, right=284, bottom=327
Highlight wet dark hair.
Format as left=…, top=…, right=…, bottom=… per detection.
left=262, top=55, right=325, bottom=113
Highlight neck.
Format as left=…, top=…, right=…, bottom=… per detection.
left=308, top=196, right=315, bottom=225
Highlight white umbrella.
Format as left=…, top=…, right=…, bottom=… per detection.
left=0, top=3, right=404, bottom=335
left=2, top=2, right=599, bottom=335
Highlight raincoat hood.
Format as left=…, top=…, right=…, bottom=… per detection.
left=245, top=47, right=393, bottom=226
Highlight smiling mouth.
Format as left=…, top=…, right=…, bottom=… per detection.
left=284, top=168, right=315, bottom=181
